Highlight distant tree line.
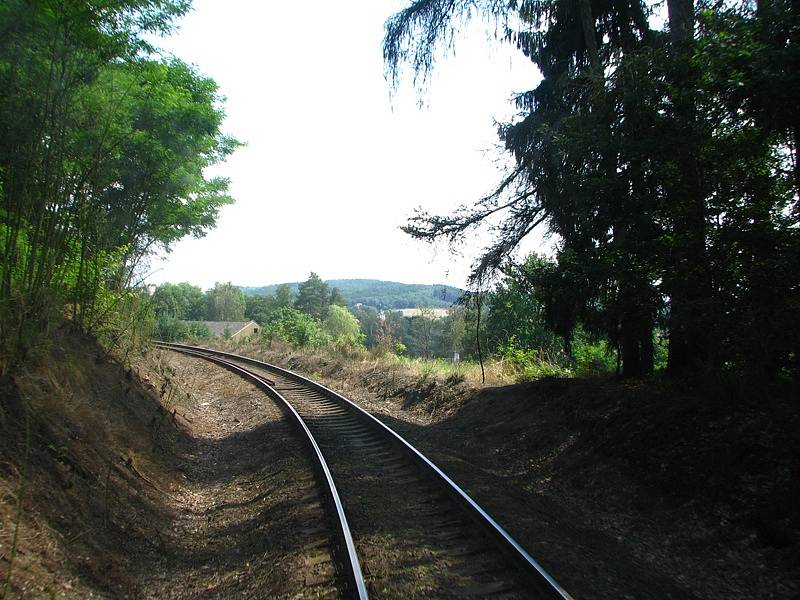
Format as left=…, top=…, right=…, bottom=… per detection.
left=152, top=274, right=363, bottom=346
left=242, top=279, right=463, bottom=310
left=349, top=255, right=616, bottom=375
left=386, top=0, right=799, bottom=379
left=155, top=269, right=617, bottom=376
left=0, top=0, right=237, bottom=368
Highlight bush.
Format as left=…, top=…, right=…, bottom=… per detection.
left=154, top=316, right=189, bottom=342
left=497, top=337, right=573, bottom=381
left=572, top=336, right=617, bottom=376
left=261, top=307, right=330, bottom=348
left=186, top=322, right=211, bottom=339
left=322, top=305, right=365, bottom=347
left=92, top=288, right=155, bottom=361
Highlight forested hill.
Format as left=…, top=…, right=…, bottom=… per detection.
left=241, top=279, right=463, bottom=309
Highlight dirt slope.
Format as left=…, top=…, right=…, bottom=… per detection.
left=230, top=342, right=800, bottom=599
left=2, top=332, right=798, bottom=598
left=0, top=331, right=337, bottom=599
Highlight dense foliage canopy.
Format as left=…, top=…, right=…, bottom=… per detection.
left=295, top=272, right=344, bottom=320
left=0, top=0, right=237, bottom=367
left=386, top=0, right=799, bottom=378
left=206, top=282, right=246, bottom=321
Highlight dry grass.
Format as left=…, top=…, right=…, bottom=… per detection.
left=223, top=338, right=518, bottom=389
left=205, top=340, right=527, bottom=425
left=0, top=328, right=185, bottom=598
left=382, top=353, right=514, bottom=387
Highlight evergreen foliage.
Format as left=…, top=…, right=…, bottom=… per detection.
left=385, top=0, right=799, bottom=379
left=295, top=272, right=335, bottom=320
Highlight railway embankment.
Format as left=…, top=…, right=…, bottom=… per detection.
left=0, top=330, right=797, bottom=598
left=213, top=340, right=800, bottom=600
left=0, top=330, right=335, bottom=598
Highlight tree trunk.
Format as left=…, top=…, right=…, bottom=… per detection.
left=620, top=295, right=655, bottom=377
left=664, top=0, right=712, bottom=374
left=577, top=0, right=600, bottom=71
left=667, top=0, right=693, bottom=43
left=793, top=125, right=800, bottom=206
left=475, top=291, right=485, bottom=384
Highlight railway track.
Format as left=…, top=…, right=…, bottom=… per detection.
left=156, top=341, right=573, bottom=600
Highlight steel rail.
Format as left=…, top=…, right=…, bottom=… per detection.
left=159, top=344, right=369, bottom=600
left=156, top=341, right=574, bottom=600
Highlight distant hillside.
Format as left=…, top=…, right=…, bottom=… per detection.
left=241, top=279, right=463, bottom=310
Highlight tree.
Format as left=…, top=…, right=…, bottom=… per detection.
left=374, top=314, right=401, bottom=356
left=296, top=272, right=332, bottom=320
left=485, top=254, right=563, bottom=356
left=437, top=306, right=466, bottom=357
left=0, top=0, right=237, bottom=364
left=323, top=305, right=365, bottom=346
left=86, top=58, right=238, bottom=288
left=262, top=306, right=329, bottom=347
left=384, top=0, right=799, bottom=379
left=274, top=283, right=294, bottom=308
left=245, top=294, right=276, bottom=324
left=151, top=283, right=205, bottom=320
left=206, top=282, right=245, bottom=321
left=383, top=311, right=412, bottom=353
left=352, top=304, right=381, bottom=348
left=410, top=307, right=436, bottom=358
left=659, top=0, right=710, bottom=373
left=154, top=316, right=190, bottom=342
left=329, top=286, right=347, bottom=307
left=386, top=0, right=660, bottom=376
left=245, top=284, right=296, bottom=324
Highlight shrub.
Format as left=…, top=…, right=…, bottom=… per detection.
left=572, top=337, right=616, bottom=376
left=323, top=305, right=365, bottom=347
left=497, top=337, right=572, bottom=381
left=154, top=316, right=189, bottom=342
left=186, top=322, right=211, bottom=339
left=261, top=307, right=330, bottom=348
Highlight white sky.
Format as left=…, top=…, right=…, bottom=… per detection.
left=147, top=0, right=545, bottom=291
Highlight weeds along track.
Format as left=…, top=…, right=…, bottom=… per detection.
left=156, top=342, right=573, bottom=600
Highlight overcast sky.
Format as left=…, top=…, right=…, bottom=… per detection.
left=147, top=0, right=544, bottom=291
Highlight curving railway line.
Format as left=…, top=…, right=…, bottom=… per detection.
left=155, top=341, right=574, bottom=600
